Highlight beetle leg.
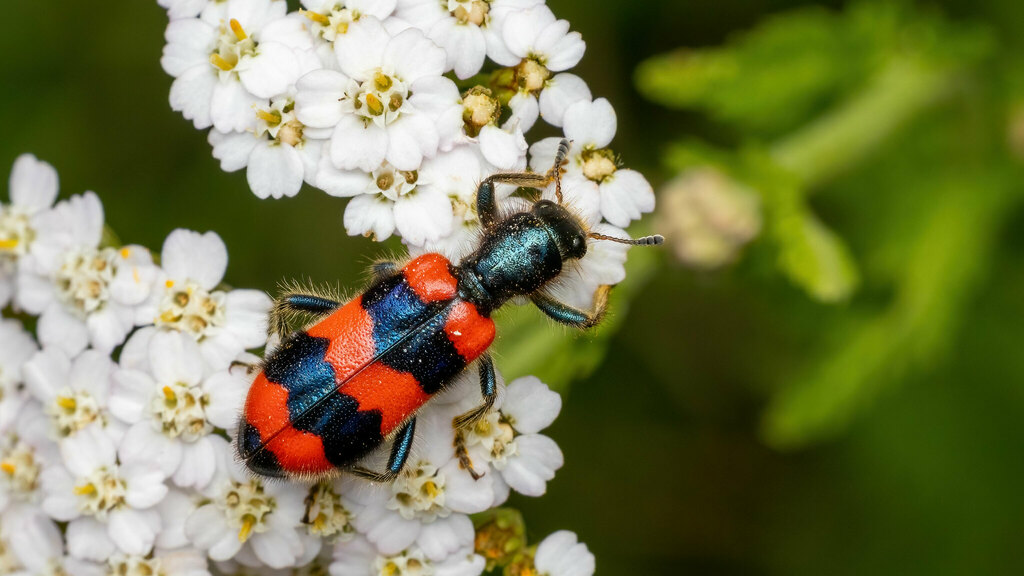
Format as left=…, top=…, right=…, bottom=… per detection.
left=454, top=430, right=484, bottom=481
left=228, top=359, right=261, bottom=375
left=453, top=354, right=497, bottom=429
left=348, top=417, right=417, bottom=483
left=530, top=285, right=611, bottom=329
left=476, top=138, right=571, bottom=228
left=269, top=292, right=342, bottom=340
left=370, top=259, right=401, bottom=280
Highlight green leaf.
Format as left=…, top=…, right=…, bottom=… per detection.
left=762, top=172, right=1020, bottom=449
left=775, top=208, right=859, bottom=303
left=635, top=5, right=887, bottom=134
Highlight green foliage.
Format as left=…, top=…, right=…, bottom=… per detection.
left=639, top=0, right=1023, bottom=449
left=636, top=1, right=992, bottom=136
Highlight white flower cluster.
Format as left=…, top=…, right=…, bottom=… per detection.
left=159, top=0, right=655, bottom=262
left=0, top=155, right=593, bottom=575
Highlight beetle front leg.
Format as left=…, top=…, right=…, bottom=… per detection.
left=476, top=139, right=571, bottom=228
left=450, top=355, right=496, bottom=481
left=348, top=417, right=416, bottom=483
left=530, top=285, right=611, bottom=330
left=269, top=290, right=342, bottom=341
left=369, top=259, right=401, bottom=280
left=453, top=354, right=497, bottom=429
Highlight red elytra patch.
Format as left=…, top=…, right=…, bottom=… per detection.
left=244, top=374, right=333, bottom=474
left=404, top=254, right=457, bottom=303
left=307, top=295, right=377, bottom=382
left=342, top=363, right=430, bottom=436
left=445, top=301, right=495, bottom=361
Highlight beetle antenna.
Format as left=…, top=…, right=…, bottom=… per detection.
left=587, top=232, right=665, bottom=246
left=546, top=138, right=572, bottom=205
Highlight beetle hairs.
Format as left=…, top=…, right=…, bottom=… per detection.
left=587, top=232, right=665, bottom=246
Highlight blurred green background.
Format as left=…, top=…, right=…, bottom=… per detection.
left=4, top=0, right=1024, bottom=574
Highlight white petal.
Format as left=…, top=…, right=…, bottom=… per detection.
left=295, top=69, right=350, bottom=128
left=170, top=67, right=216, bottom=130
left=248, top=142, right=305, bottom=199
left=385, top=113, right=439, bottom=171
left=528, top=137, right=564, bottom=172
left=85, top=305, right=133, bottom=354
left=162, top=229, right=228, bottom=290
left=119, top=326, right=155, bottom=372
left=564, top=98, right=616, bottom=149
left=210, top=80, right=261, bottom=133
left=415, top=514, right=474, bottom=562
left=162, top=18, right=216, bottom=77
left=37, top=302, right=88, bottom=357
left=502, top=7, right=553, bottom=59
left=478, top=125, right=527, bottom=170
left=66, top=517, right=116, bottom=561
left=538, top=73, right=591, bottom=128
left=108, top=369, right=152, bottom=424
left=224, top=289, right=272, bottom=348
left=503, top=376, right=561, bottom=434
left=162, top=0, right=210, bottom=21
left=354, top=506, right=420, bottom=554
left=123, top=462, right=170, bottom=509
left=250, top=527, right=303, bottom=569
left=317, top=160, right=373, bottom=197
left=600, top=169, right=655, bottom=227
left=8, top=509, right=63, bottom=572
left=334, top=16, right=388, bottom=80
left=61, top=425, right=116, bottom=477
left=186, top=503, right=231, bottom=550
left=109, top=508, right=159, bottom=556
left=172, top=435, right=218, bottom=490
left=209, top=129, right=259, bottom=172
left=352, top=0, right=398, bottom=19
left=501, top=434, right=562, bottom=496
left=541, top=29, right=585, bottom=72
left=330, top=115, right=388, bottom=171
left=239, top=42, right=300, bottom=99
left=439, top=459, right=494, bottom=513
left=204, top=369, right=252, bottom=429
left=9, top=154, right=58, bottom=211
left=434, top=552, right=487, bottom=576
left=393, top=187, right=452, bottom=245
left=507, top=91, right=539, bottom=133
left=223, top=0, right=287, bottom=31
left=330, top=536, right=378, bottom=576
left=150, top=329, right=205, bottom=386
left=41, top=467, right=79, bottom=521
left=384, top=28, right=446, bottom=84
left=69, top=344, right=113, bottom=399
left=22, top=347, right=70, bottom=402
left=544, top=174, right=601, bottom=227
left=344, top=193, right=396, bottom=240
left=155, top=489, right=195, bottom=549
left=14, top=266, right=54, bottom=313
left=119, top=423, right=182, bottom=479
left=534, top=531, right=595, bottom=576
left=433, top=20, right=486, bottom=80
left=110, top=246, right=157, bottom=305
left=260, top=13, right=317, bottom=52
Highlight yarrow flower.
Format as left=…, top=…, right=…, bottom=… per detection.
left=156, top=0, right=652, bottom=275
left=0, top=154, right=58, bottom=308
left=0, top=0, right=658, bottom=568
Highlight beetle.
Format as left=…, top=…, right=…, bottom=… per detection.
left=236, top=139, right=663, bottom=482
